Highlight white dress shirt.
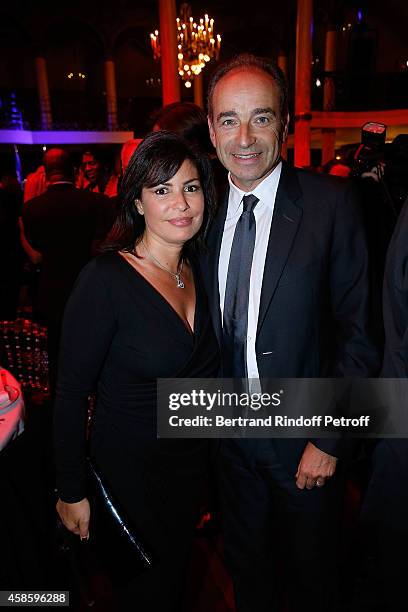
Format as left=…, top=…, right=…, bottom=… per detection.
left=218, top=162, right=282, bottom=379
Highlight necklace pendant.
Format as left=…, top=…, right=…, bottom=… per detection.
left=175, top=274, right=185, bottom=289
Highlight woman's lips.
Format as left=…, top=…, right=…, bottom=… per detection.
left=168, top=217, right=193, bottom=227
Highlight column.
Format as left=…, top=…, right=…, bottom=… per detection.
left=322, top=27, right=337, bottom=165
left=294, top=0, right=313, bottom=167
left=277, top=53, right=288, bottom=160
left=194, top=73, right=204, bottom=108
left=159, top=0, right=180, bottom=105
left=35, top=57, right=52, bottom=130
left=104, top=58, right=118, bottom=131
left=277, top=53, right=287, bottom=77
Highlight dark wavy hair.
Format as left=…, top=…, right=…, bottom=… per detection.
left=153, top=102, right=213, bottom=155
left=102, top=131, right=216, bottom=257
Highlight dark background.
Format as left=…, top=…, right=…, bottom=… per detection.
left=0, top=0, right=407, bottom=133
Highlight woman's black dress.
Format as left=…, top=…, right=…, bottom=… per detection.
left=54, top=252, right=220, bottom=610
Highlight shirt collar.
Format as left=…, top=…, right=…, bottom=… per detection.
left=227, top=161, right=282, bottom=217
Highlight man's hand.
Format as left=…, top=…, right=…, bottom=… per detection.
left=295, top=442, right=337, bottom=490
left=56, top=498, right=90, bottom=539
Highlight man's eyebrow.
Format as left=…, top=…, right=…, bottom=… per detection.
left=252, top=107, right=276, bottom=116
left=216, top=110, right=238, bottom=122
left=215, top=108, right=277, bottom=122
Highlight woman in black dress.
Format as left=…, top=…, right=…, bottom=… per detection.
left=54, top=132, right=219, bottom=610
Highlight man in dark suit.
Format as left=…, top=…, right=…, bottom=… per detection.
left=359, top=195, right=408, bottom=612
left=22, top=148, right=114, bottom=393
left=202, top=54, right=379, bottom=612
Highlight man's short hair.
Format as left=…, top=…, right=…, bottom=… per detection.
left=44, top=148, right=74, bottom=180
left=207, top=53, right=289, bottom=124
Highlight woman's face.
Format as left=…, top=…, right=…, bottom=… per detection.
left=137, top=159, right=205, bottom=247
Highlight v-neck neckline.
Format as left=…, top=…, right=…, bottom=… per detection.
left=116, top=251, right=197, bottom=337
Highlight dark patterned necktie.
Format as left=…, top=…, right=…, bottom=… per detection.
left=222, top=194, right=259, bottom=378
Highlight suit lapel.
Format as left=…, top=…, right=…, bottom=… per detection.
left=205, top=190, right=229, bottom=346
left=256, top=163, right=303, bottom=336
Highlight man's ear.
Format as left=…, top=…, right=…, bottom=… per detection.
left=208, top=117, right=217, bottom=149
left=135, top=199, right=144, bottom=215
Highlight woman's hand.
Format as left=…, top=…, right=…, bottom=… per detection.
left=56, top=498, right=90, bottom=539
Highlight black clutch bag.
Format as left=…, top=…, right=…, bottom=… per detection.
left=87, top=459, right=154, bottom=586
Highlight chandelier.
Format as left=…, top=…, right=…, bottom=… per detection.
left=150, top=3, right=221, bottom=88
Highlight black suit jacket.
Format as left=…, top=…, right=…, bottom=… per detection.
left=362, top=197, right=408, bottom=531
left=382, top=196, right=408, bottom=377
left=22, top=183, right=115, bottom=320
left=201, top=162, right=380, bottom=472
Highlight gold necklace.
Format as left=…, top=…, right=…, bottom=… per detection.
left=141, top=240, right=185, bottom=289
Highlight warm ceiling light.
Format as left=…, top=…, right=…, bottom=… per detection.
left=150, top=3, right=221, bottom=85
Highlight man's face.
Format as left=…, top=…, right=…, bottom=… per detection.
left=82, top=153, right=100, bottom=182
left=208, top=68, right=289, bottom=192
